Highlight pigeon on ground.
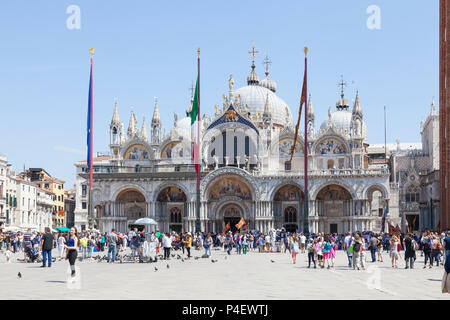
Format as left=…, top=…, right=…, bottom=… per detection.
left=177, top=254, right=181, bottom=259
left=171, top=254, right=175, bottom=258
left=17, top=272, right=22, bottom=279
left=166, top=264, right=170, bottom=269
left=271, top=260, right=275, bottom=263
left=181, top=258, right=185, bottom=262
left=154, top=267, right=158, bottom=272
left=211, top=259, right=217, bottom=263
left=194, top=257, right=199, bottom=260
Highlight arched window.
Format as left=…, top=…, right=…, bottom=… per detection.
left=405, top=185, right=420, bottom=202
left=170, top=207, right=182, bottom=223
left=245, top=136, right=249, bottom=156
left=284, top=206, right=297, bottom=223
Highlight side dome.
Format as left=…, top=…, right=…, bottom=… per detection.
left=234, top=85, right=293, bottom=127
left=260, top=76, right=277, bottom=93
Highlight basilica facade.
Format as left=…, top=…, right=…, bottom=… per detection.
left=74, top=55, right=396, bottom=234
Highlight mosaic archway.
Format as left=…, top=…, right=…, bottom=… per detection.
left=315, top=184, right=352, bottom=217
left=124, top=144, right=151, bottom=160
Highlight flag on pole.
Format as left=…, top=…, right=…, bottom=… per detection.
left=190, top=53, right=201, bottom=186
left=190, top=77, right=199, bottom=125
left=289, top=51, right=308, bottom=162
left=235, top=217, right=245, bottom=230
left=87, top=48, right=94, bottom=190
left=380, top=206, right=388, bottom=233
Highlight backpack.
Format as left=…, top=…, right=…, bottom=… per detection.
left=353, top=241, right=361, bottom=252
left=324, top=242, right=331, bottom=251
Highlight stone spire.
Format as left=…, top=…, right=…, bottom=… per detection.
left=307, top=94, right=315, bottom=121
left=352, top=90, right=363, bottom=117
left=111, top=99, right=120, bottom=125
left=152, top=97, right=161, bottom=125
left=151, top=97, right=161, bottom=144
left=263, top=93, right=271, bottom=116
left=141, top=116, right=148, bottom=140
left=430, top=98, right=437, bottom=115
left=127, top=109, right=137, bottom=137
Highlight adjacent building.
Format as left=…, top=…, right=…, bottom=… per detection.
left=22, top=168, right=66, bottom=228
left=439, top=0, right=450, bottom=229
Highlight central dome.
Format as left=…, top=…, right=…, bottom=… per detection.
left=234, top=85, right=293, bottom=127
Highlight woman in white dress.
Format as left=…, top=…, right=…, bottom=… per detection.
left=57, top=233, right=66, bottom=260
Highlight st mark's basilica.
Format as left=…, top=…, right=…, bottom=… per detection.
left=74, top=49, right=397, bottom=234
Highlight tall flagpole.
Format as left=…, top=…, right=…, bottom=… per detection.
left=88, top=47, right=94, bottom=230
left=303, top=47, right=310, bottom=236
left=195, top=48, right=201, bottom=233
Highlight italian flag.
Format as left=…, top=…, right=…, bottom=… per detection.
left=190, top=75, right=200, bottom=183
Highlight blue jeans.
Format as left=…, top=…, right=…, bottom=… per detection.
left=108, top=244, right=117, bottom=262
left=204, top=246, right=211, bottom=256
left=42, top=249, right=52, bottom=267
left=236, top=244, right=241, bottom=254
left=370, top=246, right=377, bottom=262
left=347, top=251, right=353, bottom=266
left=227, top=244, right=232, bottom=255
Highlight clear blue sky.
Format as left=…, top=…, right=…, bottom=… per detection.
left=0, top=0, right=439, bottom=188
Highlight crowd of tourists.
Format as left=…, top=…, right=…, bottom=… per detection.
left=1, top=226, right=449, bottom=283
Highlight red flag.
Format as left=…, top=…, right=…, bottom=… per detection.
left=289, top=49, right=308, bottom=162
left=388, top=222, right=394, bottom=235
left=235, top=218, right=245, bottom=230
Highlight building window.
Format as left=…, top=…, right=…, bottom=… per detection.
left=245, top=136, right=249, bottom=156
left=82, top=185, right=87, bottom=197
left=222, top=131, right=227, bottom=160
left=45, top=184, right=49, bottom=189
left=234, top=136, right=238, bottom=164
left=405, top=185, right=420, bottom=202
left=82, top=202, right=87, bottom=209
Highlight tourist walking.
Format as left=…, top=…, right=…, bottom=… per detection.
left=343, top=232, right=354, bottom=267
left=376, top=236, right=384, bottom=262
left=40, top=227, right=54, bottom=268
left=162, top=233, right=172, bottom=260
left=322, top=235, right=332, bottom=269
left=204, top=233, right=213, bottom=257
left=369, top=234, right=378, bottom=262
left=403, top=233, right=416, bottom=269
left=65, top=227, right=79, bottom=278
left=307, top=239, right=316, bottom=268
left=390, top=235, right=400, bottom=268
left=57, top=233, right=66, bottom=260
left=422, top=231, right=433, bottom=268
left=352, top=234, right=362, bottom=270
left=291, top=235, right=299, bottom=264
left=300, top=233, right=306, bottom=253
left=106, top=229, right=118, bottom=263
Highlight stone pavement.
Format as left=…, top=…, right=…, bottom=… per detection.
left=0, top=247, right=448, bottom=300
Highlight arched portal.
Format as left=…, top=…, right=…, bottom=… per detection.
left=206, top=174, right=253, bottom=233
left=116, top=189, right=147, bottom=230
left=315, top=184, right=352, bottom=234
left=273, top=184, right=304, bottom=231
left=156, top=186, right=187, bottom=232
